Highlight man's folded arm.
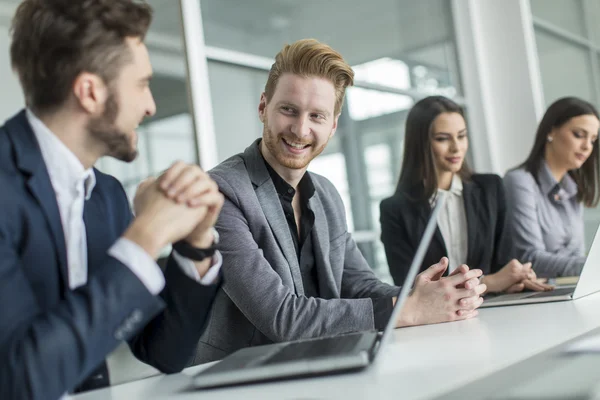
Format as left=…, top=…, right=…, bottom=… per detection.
left=0, top=237, right=163, bottom=400
left=128, top=252, right=221, bottom=372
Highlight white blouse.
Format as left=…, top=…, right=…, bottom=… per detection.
left=432, top=175, right=468, bottom=274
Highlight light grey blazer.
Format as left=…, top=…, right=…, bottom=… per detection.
left=504, top=163, right=586, bottom=277
left=192, top=140, right=398, bottom=364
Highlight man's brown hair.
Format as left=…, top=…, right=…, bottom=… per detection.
left=264, top=39, right=355, bottom=116
left=10, top=0, right=153, bottom=113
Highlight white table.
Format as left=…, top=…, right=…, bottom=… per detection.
left=74, top=292, right=600, bottom=400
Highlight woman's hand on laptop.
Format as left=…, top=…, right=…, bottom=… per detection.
left=396, top=257, right=486, bottom=327
left=505, top=277, right=554, bottom=293
left=481, top=260, right=552, bottom=293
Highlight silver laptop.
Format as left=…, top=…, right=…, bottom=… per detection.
left=191, top=193, right=448, bottom=389
left=480, top=223, right=600, bottom=308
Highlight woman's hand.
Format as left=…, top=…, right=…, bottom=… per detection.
left=481, top=259, right=533, bottom=293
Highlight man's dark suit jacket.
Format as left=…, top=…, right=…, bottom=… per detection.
left=0, top=110, right=220, bottom=400
left=380, top=174, right=513, bottom=286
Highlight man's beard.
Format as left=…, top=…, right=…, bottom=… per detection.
left=262, top=118, right=329, bottom=170
left=87, top=92, right=138, bottom=163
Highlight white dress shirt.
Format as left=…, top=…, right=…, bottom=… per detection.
left=26, top=109, right=221, bottom=292
left=432, top=175, right=468, bottom=274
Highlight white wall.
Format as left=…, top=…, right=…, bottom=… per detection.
left=453, top=0, right=544, bottom=175
left=207, top=61, right=264, bottom=162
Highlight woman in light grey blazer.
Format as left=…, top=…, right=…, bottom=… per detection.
left=504, top=97, right=600, bottom=277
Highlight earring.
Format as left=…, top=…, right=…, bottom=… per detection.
left=547, top=136, right=553, bottom=143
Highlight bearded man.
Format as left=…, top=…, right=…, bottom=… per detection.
left=0, top=1, right=224, bottom=398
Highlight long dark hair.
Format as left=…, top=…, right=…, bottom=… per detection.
left=397, top=95, right=472, bottom=201
left=520, top=97, right=600, bottom=207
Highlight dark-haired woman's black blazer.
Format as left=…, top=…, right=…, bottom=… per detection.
left=379, top=174, right=513, bottom=286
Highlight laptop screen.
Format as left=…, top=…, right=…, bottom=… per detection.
left=573, top=222, right=600, bottom=299
left=375, top=192, right=447, bottom=357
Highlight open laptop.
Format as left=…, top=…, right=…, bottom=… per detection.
left=480, top=223, right=600, bottom=308
left=191, top=193, right=448, bottom=389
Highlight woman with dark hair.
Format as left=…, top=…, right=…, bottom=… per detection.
left=504, top=97, right=600, bottom=277
left=380, top=96, right=551, bottom=294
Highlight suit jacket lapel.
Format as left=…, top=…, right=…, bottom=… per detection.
left=83, top=189, right=108, bottom=269
left=416, top=199, right=448, bottom=274
left=405, top=184, right=448, bottom=263
left=418, top=201, right=447, bottom=254
left=463, top=181, right=479, bottom=265
left=27, top=175, right=69, bottom=285
left=244, top=140, right=305, bottom=295
left=308, top=191, right=339, bottom=298
left=6, top=111, right=69, bottom=287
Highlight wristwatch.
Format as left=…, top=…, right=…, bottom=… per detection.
left=172, top=227, right=219, bottom=261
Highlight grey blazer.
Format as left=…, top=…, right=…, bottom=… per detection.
left=192, top=140, right=398, bottom=364
left=504, top=164, right=586, bottom=277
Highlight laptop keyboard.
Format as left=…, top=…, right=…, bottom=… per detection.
left=263, top=333, right=367, bottom=365
left=526, top=287, right=574, bottom=299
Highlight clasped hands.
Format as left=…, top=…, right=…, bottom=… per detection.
left=397, top=257, right=486, bottom=327
left=480, top=259, right=554, bottom=294
left=396, top=257, right=554, bottom=327
left=125, top=161, right=224, bottom=273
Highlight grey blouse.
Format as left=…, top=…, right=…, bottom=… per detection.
left=504, top=162, right=585, bottom=277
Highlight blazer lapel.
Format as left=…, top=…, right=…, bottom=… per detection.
left=417, top=200, right=448, bottom=273
left=308, top=191, right=339, bottom=299
left=83, top=190, right=108, bottom=269
left=244, top=140, right=305, bottom=295
left=419, top=201, right=447, bottom=251
left=406, top=184, right=448, bottom=265
left=6, top=111, right=69, bottom=287
left=27, top=175, right=69, bottom=284
left=462, top=181, right=479, bottom=265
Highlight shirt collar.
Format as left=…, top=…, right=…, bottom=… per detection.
left=445, top=174, right=463, bottom=196
left=429, top=175, right=463, bottom=205
left=538, top=160, right=578, bottom=199
left=261, top=154, right=315, bottom=202
left=26, top=109, right=96, bottom=200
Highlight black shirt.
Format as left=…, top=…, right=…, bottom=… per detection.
left=263, top=160, right=319, bottom=298
left=263, top=157, right=393, bottom=329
